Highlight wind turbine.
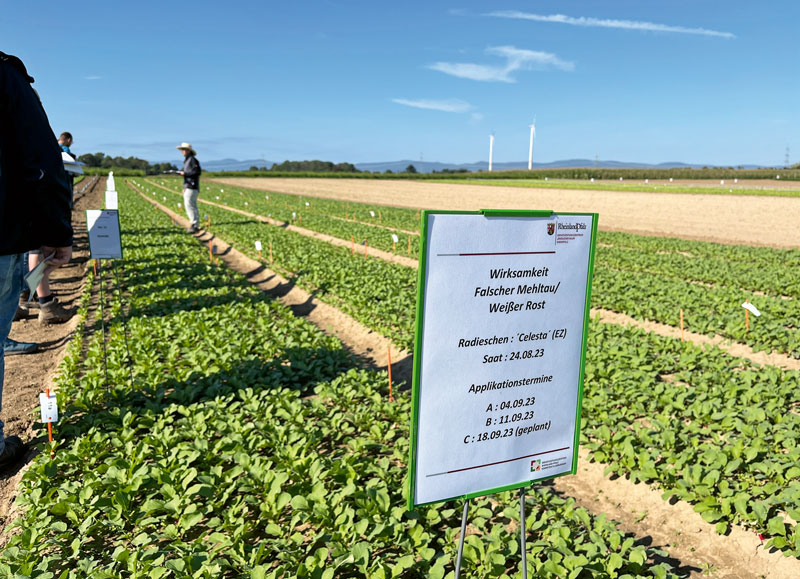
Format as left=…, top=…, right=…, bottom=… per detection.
left=528, top=117, right=536, bottom=171
left=489, top=133, right=495, bottom=172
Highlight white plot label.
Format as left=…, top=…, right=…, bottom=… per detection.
left=40, top=392, right=58, bottom=423
left=86, top=210, right=123, bottom=259
left=409, top=211, right=597, bottom=507
left=105, top=190, right=118, bottom=210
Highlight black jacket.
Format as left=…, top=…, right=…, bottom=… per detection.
left=183, top=155, right=201, bottom=190
left=0, top=52, right=73, bottom=255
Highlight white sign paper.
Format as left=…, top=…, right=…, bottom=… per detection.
left=255, top=240, right=263, bottom=251
left=105, top=190, right=118, bottom=210
left=410, top=211, right=596, bottom=506
left=86, top=210, right=123, bottom=259
left=40, top=392, right=58, bottom=423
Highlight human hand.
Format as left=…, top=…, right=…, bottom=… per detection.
left=179, top=170, right=184, bottom=176
left=40, top=246, right=72, bottom=274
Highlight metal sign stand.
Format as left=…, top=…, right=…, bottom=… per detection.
left=520, top=486, right=528, bottom=579
left=454, top=499, right=470, bottom=579
left=98, top=260, right=109, bottom=395
left=112, top=260, right=135, bottom=390
left=453, top=488, right=529, bottom=578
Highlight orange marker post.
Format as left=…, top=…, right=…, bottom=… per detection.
left=745, top=299, right=750, bottom=332
left=269, top=242, right=273, bottom=265
left=351, top=236, right=354, bottom=254
left=393, top=240, right=396, bottom=253
left=208, top=242, right=214, bottom=263
left=379, top=211, right=382, bottom=224
left=45, top=387, right=53, bottom=457
left=299, top=213, right=302, bottom=225
left=387, top=346, right=394, bottom=402
left=680, top=309, right=684, bottom=342
left=93, top=259, right=97, bottom=276
left=364, top=240, right=368, bottom=258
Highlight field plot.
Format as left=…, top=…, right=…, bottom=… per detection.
left=129, top=177, right=800, bottom=570
left=0, top=184, right=689, bottom=578
left=6, top=175, right=800, bottom=578
left=213, top=177, right=800, bottom=249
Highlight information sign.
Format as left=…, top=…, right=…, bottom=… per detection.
left=86, top=210, right=123, bottom=259
left=105, top=190, right=118, bottom=210
left=409, top=210, right=598, bottom=507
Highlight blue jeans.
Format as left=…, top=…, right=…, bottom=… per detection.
left=0, top=253, right=23, bottom=453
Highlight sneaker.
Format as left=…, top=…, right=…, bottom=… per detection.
left=38, top=297, right=72, bottom=324
left=0, top=436, right=25, bottom=468
left=3, top=338, right=38, bottom=355
left=186, top=226, right=198, bottom=234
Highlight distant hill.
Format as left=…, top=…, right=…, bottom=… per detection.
left=196, top=157, right=768, bottom=173
left=201, top=158, right=274, bottom=171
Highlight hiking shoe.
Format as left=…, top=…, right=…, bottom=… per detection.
left=0, top=436, right=25, bottom=468
left=3, top=338, right=38, bottom=355
left=12, top=304, right=28, bottom=321
left=38, top=297, right=72, bottom=324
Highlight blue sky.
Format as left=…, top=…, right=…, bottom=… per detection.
left=4, top=1, right=798, bottom=166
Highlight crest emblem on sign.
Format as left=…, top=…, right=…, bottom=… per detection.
left=547, top=223, right=555, bottom=235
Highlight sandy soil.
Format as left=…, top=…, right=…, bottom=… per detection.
left=0, top=177, right=102, bottom=532
left=213, top=178, right=800, bottom=249
left=138, top=181, right=800, bottom=577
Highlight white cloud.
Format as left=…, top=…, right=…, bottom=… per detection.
left=391, top=98, right=474, bottom=113
left=428, top=45, right=574, bottom=83
left=487, top=11, right=736, bottom=39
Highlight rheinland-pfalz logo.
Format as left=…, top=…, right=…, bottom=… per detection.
left=530, top=459, right=542, bottom=472
left=547, top=223, right=555, bottom=236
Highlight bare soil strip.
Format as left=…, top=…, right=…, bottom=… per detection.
left=212, top=177, right=800, bottom=249
left=136, top=183, right=800, bottom=578
left=149, top=180, right=800, bottom=371
left=0, top=178, right=103, bottom=533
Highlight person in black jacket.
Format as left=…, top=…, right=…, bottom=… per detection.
left=0, top=51, right=73, bottom=466
left=177, top=142, right=201, bottom=233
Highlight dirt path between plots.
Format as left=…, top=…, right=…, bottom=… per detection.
left=212, top=177, right=800, bottom=249
left=0, top=177, right=102, bottom=534
left=135, top=182, right=800, bottom=578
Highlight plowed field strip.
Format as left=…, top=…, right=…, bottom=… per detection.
left=211, top=177, right=800, bottom=249
left=134, top=183, right=800, bottom=579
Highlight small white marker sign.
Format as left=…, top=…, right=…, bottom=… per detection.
left=255, top=240, right=262, bottom=251
left=370, top=211, right=376, bottom=217
left=392, top=234, right=399, bottom=243
left=742, top=302, right=761, bottom=316
left=86, top=210, right=123, bottom=259
left=40, top=392, right=58, bottom=423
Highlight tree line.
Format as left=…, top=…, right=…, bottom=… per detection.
left=77, top=153, right=177, bottom=175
